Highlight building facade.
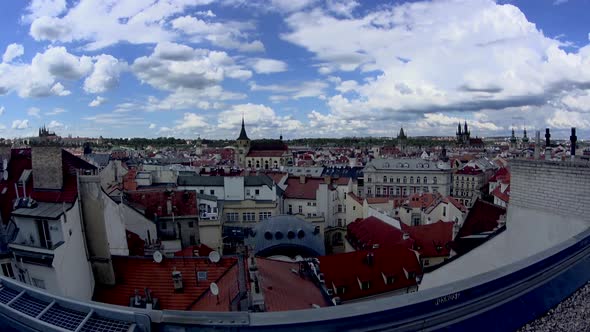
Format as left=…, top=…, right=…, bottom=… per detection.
left=363, top=159, right=453, bottom=198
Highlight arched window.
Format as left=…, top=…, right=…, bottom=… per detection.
left=410, top=176, right=414, bottom=184
left=383, top=176, right=387, bottom=182
left=403, top=176, right=407, bottom=183
left=416, top=177, right=420, bottom=184
left=433, top=177, right=438, bottom=184
left=423, top=176, right=427, bottom=183
left=396, top=177, right=400, bottom=183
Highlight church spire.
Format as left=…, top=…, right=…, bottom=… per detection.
left=237, top=115, right=249, bottom=140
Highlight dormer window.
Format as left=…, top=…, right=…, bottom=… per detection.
left=382, top=273, right=395, bottom=285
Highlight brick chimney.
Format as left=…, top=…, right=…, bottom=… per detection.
left=324, top=176, right=332, bottom=185
left=299, top=175, right=306, bottom=184
left=32, top=146, right=63, bottom=190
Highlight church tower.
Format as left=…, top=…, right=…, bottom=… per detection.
left=521, top=128, right=529, bottom=148
left=509, top=127, right=518, bottom=150
left=397, top=127, right=407, bottom=153
left=236, top=116, right=250, bottom=167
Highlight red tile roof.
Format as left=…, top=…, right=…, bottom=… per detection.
left=366, top=197, right=390, bottom=204
left=189, top=262, right=239, bottom=311
left=284, top=177, right=323, bottom=200
left=443, top=196, right=468, bottom=213
left=125, top=190, right=198, bottom=218
left=488, top=167, right=510, bottom=183
left=256, top=258, right=329, bottom=311
left=405, top=221, right=454, bottom=258
left=456, top=165, right=483, bottom=175
left=403, top=192, right=442, bottom=209
left=456, top=199, right=506, bottom=239
left=93, top=256, right=238, bottom=310
left=491, top=184, right=510, bottom=203
left=318, top=246, right=422, bottom=302
left=263, top=171, right=288, bottom=185
left=347, top=216, right=413, bottom=250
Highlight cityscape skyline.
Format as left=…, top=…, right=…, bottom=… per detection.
left=1, top=0, right=590, bottom=140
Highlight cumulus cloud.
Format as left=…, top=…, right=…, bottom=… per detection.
left=89, top=96, right=107, bottom=107
left=281, top=0, right=590, bottom=125
left=84, top=55, right=127, bottom=93
left=0, top=106, right=4, bottom=116
left=23, top=0, right=67, bottom=22
left=27, top=107, right=41, bottom=118
left=149, top=123, right=157, bottom=129
left=250, top=80, right=328, bottom=99
left=171, top=15, right=265, bottom=52
left=217, top=103, right=303, bottom=137
left=27, top=0, right=213, bottom=50
left=47, top=120, right=65, bottom=129
left=176, top=113, right=208, bottom=129
left=12, top=119, right=30, bottom=129
left=548, top=109, right=590, bottom=129
left=249, top=58, right=288, bottom=74
left=2, top=43, right=24, bottom=63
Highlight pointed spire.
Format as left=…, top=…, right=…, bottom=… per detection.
left=398, top=127, right=406, bottom=139
left=464, top=121, right=468, bottom=134
left=237, top=115, right=249, bottom=140
left=457, top=123, right=462, bottom=135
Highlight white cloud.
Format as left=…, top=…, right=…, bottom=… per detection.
left=0, top=106, right=4, bottom=116
left=0, top=46, right=90, bottom=98
left=84, top=55, right=127, bottom=93
left=12, top=119, right=30, bottom=130
left=2, top=43, right=24, bottom=63
left=281, top=0, right=590, bottom=123
left=326, top=0, right=359, bottom=17
left=249, top=58, right=288, bottom=74
left=46, top=108, right=67, bottom=115
left=250, top=80, right=328, bottom=99
left=171, top=15, right=265, bottom=52
left=149, top=123, right=156, bottom=129
left=89, top=96, right=107, bottom=107
left=176, top=113, right=208, bottom=129
left=561, top=90, right=590, bottom=112
left=47, top=120, right=64, bottom=129
left=217, top=103, right=303, bottom=137
left=28, top=0, right=213, bottom=50
left=547, top=109, right=590, bottom=129
left=27, top=107, right=41, bottom=118
left=23, top=0, right=67, bottom=22
left=553, top=0, right=568, bottom=5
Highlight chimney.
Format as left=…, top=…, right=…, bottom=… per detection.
left=570, top=127, right=577, bottom=160
left=324, top=176, right=332, bottom=185
left=32, top=146, right=63, bottom=190
left=534, top=131, right=541, bottom=160
left=299, top=175, right=306, bottom=184
left=545, top=128, right=551, bottom=160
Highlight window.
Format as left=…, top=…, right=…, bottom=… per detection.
left=35, top=219, right=52, bottom=249
left=246, top=189, right=251, bottom=196
left=189, top=235, right=196, bottom=245
left=367, top=177, right=372, bottom=183
left=424, top=187, right=429, bottom=193
left=396, top=177, right=400, bottom=183
left=389, top=187, right=395, bottom=196
left=259, top=212, right=272, bottom=221
left=298, top=205, right=303, bottom=214
left=384, top=275, right=395, bottom=285
left=410, top=176, right=414, bottom=184
left=367, top=188, right=372, bottom=195
left=376, top=187, right=381, bottom=196
left=353, top=205, right=356, bottom=211
left=360, top=280, right=371, bottom=290
left=337, top=219, right=343, bottom=227
left=1, top=263, right=14, bottom=279
left=443, top=206, right=447, bottom=217
left=403, top=176, right=407, bottom=183
left=197, top=271, right=208, bottom=281
left=424, top=259, right=430, bottom=266
left=412, top=215, right=421, bottom=226
left=243, top=212, right=256, bottom=222
left=433, top=177, right=438, bottom=184
left=188, top=221, right=194, bottom=228
left=344, top=193, right=347, bottom=199
left=210, top=189, right=214, bottom=195
left=432, top=187, right=439, bottom=193
left=338, top=205, right=343, bottom=213
left=423, top=177, right=427, bottom=183
left=255, top=189, right=260, bottom=195
left=416, top=177, right=420, bottom=184
left=389, top=177, right=394, bottom=183
left=199, top=189, right=204, bottom=194
left=307, top=202, right=311, bottom=206
left=383, top=176, right=387, bottom=182
left=335, top=286, right=347, bottom=294
left=226, top=212, right=239, bottom=222
left=288, top=205, right=293, bottom=214
left=396, top=187, right=401, bottom=196
left=32, top=278, right=45, bottom=289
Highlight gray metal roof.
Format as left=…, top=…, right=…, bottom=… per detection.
left=178, top=175, right=224, bottom=186
left=196, top=192, right=217, bottom=201
left=246, top=215, right=325, bottom=256
left=85, top=153, right=111, bottom=167
left=244, top=175, right=273, bottom=188
left=12, top=202, right=72, bottom=219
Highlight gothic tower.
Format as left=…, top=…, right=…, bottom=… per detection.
left=236, top=116, right=250, bottom=167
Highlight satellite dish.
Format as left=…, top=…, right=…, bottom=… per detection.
left=210, top=282, right=219, bottom=296
left=209, top=251, right=221, bottom=263
left=153, top=251, right=163, bottom=263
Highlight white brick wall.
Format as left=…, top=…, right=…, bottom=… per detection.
left=510, top=160, right=590, bottom=221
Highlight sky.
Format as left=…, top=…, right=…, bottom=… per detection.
left=0, top=0, right=589, bottom=140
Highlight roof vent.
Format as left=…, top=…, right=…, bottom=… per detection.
left=264, top=231, right=273, bottom=240
left=297, top=229, right=305, bottom=239
left=287, top=230, right=295, bottom=239
left=275, top=231, right=284, bottom=240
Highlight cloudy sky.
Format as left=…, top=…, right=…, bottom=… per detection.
left=0, top=0, right=589, bottom=140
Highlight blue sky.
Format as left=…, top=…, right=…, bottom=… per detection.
left=0, top=0, right=589, bottom=140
